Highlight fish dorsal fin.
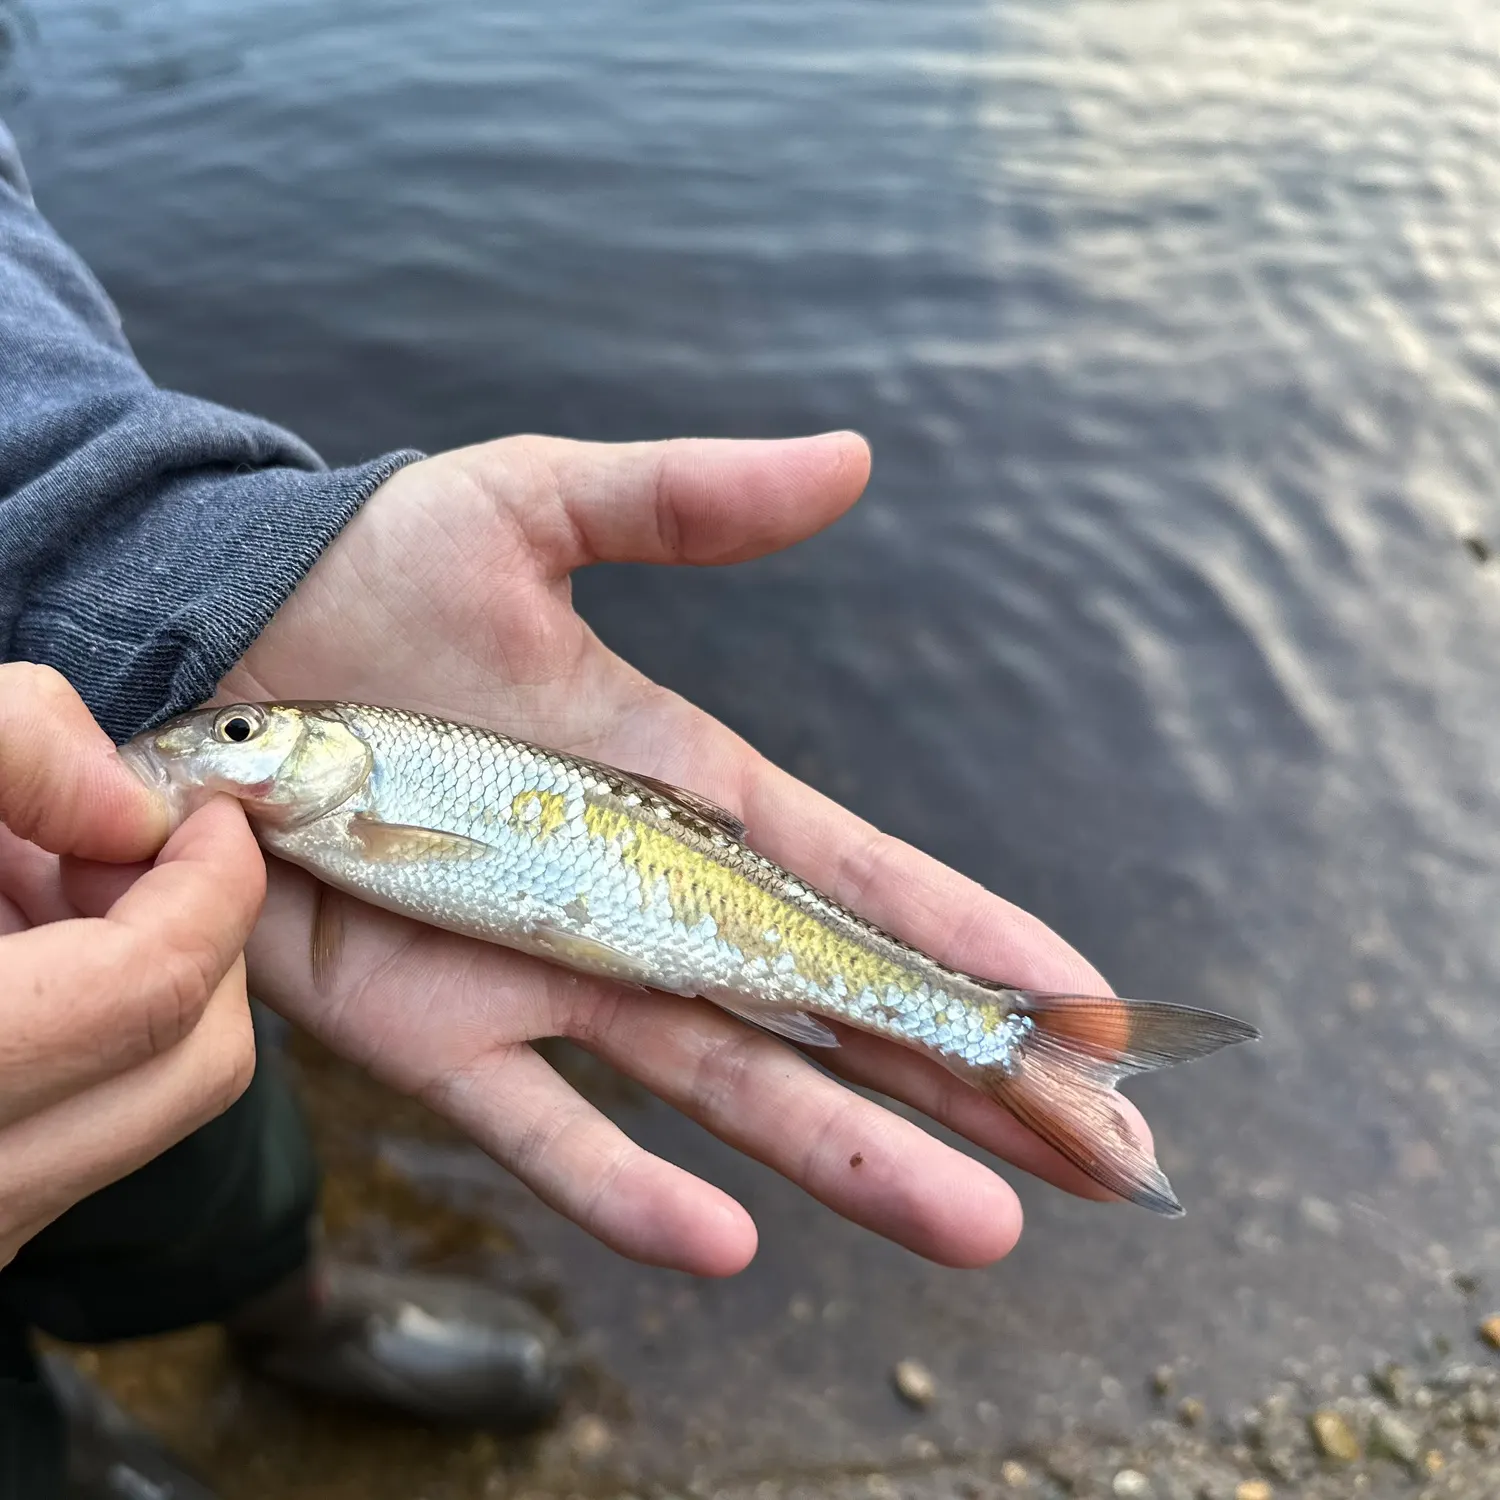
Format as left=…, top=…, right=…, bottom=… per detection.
left=628, top=771, right=748, bottom=841
left=349, top=814, right=492, bottom=863
left=567, top=752, right=747, bottom=841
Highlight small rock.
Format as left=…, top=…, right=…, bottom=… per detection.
left=1298, top=1196, right=1341, bottom=1235
left=1454, top=1270, right=1482, bottom=1297
left=1463, top=533, right=1492, bottom=563
left=1309, top=1408, right=1361, bottom=1462
left=1464, top=1389, right=1494, bottom=1424
left=1371, top=1363, right=1409, bottom=1405
left=1422, top=1449, right=1444, bottom=1475
left=1112, top=1472, right=1150, bottom=1499
left=1177, top=1397, right=1205, bottom=1427
left=899, top=1434, right=938, bottom=1461
left=866, top=1476, right=899, bottom=1500
left=999, top=1461, right=1028, bottom=1488
left=1152, top=1366, right=1176, bottom=1398
left=891, top=1358, right=937, bottom=1409
left=1369, top=1411, right=1419, bottom=1466
left=1479, top=1315, right=1500, bottom=1351
left=1262, top=1452, right=1296, bottom=1482
left=1233, top=1483, right=1272, bottom=1500
left=567, top=1414, right=613, bottom=1461
left=1046, top=1452, right=1084, bottom=1490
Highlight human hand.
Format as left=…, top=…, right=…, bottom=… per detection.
left=0, top=665, right=265, bottom=1269
left=222, top=434, right=1147, bottom=1274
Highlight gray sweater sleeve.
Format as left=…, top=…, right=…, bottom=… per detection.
left=0, top=122, right=423, bottom=742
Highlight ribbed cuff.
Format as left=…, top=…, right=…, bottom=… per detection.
left=17, top=446, right=424, bottom=742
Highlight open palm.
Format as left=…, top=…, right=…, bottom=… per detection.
left=220, top=432, right=1146, bottom=1275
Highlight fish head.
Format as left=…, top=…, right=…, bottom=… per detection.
left=121, top=701, right=374, bottom=828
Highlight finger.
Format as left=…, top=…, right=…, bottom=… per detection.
left=582, top=694, right=1150, bottom=1194
left=815, top=1022, right=1155, bottom=1206
left=245, top=862, right=757, bottom=1275
left=249, top=863, right=1017, bottom=1267
left=477, top=432, right=871, bottom=576
left=606, top=691, right=1111, bottom=999
left=0, top=798, right=265, bottom=1129
left=0, top=957, right=255, bottom=1256
left=0, top=663, right=170, bottom=861
left=569, top=990, right=1023, bottom=1266
left=421, top=1040, right=758, bottom=1277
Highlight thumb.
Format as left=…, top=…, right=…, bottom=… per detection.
left=0, top=664, right=171, bottom=862
left=463, top=430, right=872, bottom=576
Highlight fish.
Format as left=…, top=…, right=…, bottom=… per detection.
left=121, top=700, right=1259, bottom=1215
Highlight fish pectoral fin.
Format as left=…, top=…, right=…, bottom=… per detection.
left=349, top=814, right=492, bottom=863
left=703, top=993, right=840, bottom=1049
left=527, top=925, right=663, bottom=990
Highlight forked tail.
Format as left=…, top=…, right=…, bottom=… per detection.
left=975, top=993, right=1259, bottom=1215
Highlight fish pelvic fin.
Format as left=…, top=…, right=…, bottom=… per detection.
left=973, top=992, right=1259, bottom=1217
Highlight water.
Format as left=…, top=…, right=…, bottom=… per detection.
left=5, top=0, right=1500, bottom=1479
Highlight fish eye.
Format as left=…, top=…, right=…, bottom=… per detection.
left=213, top=705, right=266, bottom=744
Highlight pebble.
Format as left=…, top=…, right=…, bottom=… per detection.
left=999, top=1461, right=1028, bottom=1488
left=567, top=1414, right=613, bottom=1461
left=1233, top=1484, right=1272, bottom=1500
left=1479, top=1315, right=1500, bottom=1351
left=1298, top=1196, right=1341, bottom=1235
left=1177, top=1398, right=1205, bottom=1428
left=892, top=1359, right=937, bottom=1409
left=1371, top=1363, right=1410, bottom=1406
left=1152, top=1366, right=1176, bottom=1398
left=1309, top=1408, right=1361, bottom=1462
left=1369, top=1410, right=1420, bottom=1466
left=1111, top=1470, right=1150, bottom=1498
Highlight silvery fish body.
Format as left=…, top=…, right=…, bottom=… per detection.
left=123, top=701, right=1259, bottom=1215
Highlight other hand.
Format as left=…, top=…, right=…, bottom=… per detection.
left=0, top=665, right=265, bottom=1269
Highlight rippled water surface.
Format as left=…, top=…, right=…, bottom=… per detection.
left=5, top=0, right=1500, bottom=1481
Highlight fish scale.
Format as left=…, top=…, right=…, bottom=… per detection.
left=275, top=704, right=1035, bottom=1071
left=123, top=700, right=1260, bottom=1215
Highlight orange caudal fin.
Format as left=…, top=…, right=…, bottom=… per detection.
left=976, top=993, right=1259, bottom=1216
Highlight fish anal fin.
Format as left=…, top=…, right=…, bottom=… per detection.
left=349, top=814, right=491, bottom=863
left=703, top=993, right=840, bottom=1049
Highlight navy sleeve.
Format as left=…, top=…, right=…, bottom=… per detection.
left=0, top=121, right=423, bottom=741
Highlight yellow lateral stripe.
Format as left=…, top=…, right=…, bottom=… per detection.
left=581, top=799, right=922, bottom=998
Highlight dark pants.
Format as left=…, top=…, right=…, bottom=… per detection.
left=0, top=1010, right=320, bottom=1497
